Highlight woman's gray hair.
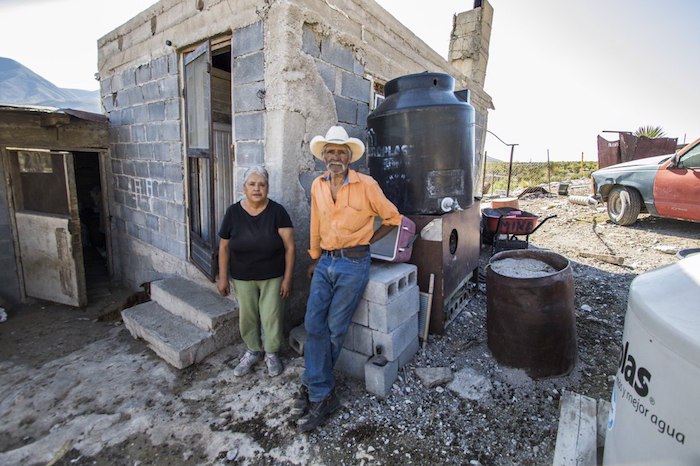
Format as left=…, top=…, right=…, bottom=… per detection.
left=242, top=165, right=269, bottom=184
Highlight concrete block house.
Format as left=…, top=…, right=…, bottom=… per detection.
left=95, top=0, right=494, bottom=326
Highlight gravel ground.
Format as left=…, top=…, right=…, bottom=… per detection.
left=1, top=179, right=698, bottom=466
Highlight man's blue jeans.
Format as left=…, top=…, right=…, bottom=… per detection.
left=303, top=252, right=371, bottom=402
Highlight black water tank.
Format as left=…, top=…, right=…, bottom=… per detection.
left=367, top=72, right=475, bottom=214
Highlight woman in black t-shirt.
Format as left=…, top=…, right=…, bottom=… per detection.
left=217, top=166, right=295, bottom=377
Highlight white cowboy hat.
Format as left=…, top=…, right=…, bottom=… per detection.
left=310, top=126, right=365, bottom=163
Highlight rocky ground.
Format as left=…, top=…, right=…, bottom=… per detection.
left=0, top=179, right=698, bottom=466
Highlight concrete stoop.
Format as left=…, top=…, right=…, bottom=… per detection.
left=122, top=276, right=239, bottom=369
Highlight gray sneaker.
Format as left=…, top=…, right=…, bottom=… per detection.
left=264, top=352, right=284, bottom=377
left=233, top=350, right=262, bottom=376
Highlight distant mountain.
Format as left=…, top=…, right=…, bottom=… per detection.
left=0, top=57, right=101, bottom=113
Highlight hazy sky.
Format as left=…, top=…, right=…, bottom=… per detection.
left=1, top=0, right=698, bottom=162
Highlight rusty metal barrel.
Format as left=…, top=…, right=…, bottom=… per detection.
left=486, top=249, right=577, bottom=379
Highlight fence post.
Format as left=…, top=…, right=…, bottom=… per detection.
left=506, top=144, right=516, bottom=197
left=481, top=151, right=488, bottom=195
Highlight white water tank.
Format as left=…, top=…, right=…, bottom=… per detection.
left=603, top=254, right=700, bottom=465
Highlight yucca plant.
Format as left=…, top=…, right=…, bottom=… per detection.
left=634, top=125, right=666, bottom=138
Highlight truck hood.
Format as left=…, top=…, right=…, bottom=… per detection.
left=600, top=154, right=673, bottom=170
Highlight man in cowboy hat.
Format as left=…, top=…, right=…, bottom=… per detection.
left=294, top=125, right=403, bottom=433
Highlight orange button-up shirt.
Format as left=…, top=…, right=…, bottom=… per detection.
left=308, top=169, right=402, bottom=259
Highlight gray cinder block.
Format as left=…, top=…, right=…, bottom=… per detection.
left=233, top=21, right=264, bottom=57
left=336, top=348, right=369, bottom=381
left=363, top=262, right=418, bottom=305
left=289, top=324, right=307, bottom=355
left=349, top=323, right=373, bottom=356
left=351, top=299, right=369, bottom=326
left=368, top=285, right=419, bottom=333
left=372, top=312, right=419, bottom=361
left=340, top=72, right=371, bottom=103
left=365, top=355, right=398, bottom=398
left=397, top=335, right=419, bottom=368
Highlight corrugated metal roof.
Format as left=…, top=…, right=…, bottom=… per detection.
left=0, top=104, right=108, bottom=123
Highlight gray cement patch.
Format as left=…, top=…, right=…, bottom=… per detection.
left=0, top=327, right=314, bottom=465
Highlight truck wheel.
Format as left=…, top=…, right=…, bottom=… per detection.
left=607, top=186, right=641, bottom=225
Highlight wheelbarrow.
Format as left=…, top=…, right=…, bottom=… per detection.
left=481, top=207, right=557, bottom=255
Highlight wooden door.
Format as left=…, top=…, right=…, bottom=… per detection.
left=184, top=41, right=217, bottom=279
left=7, top=150, right=87, bottom=306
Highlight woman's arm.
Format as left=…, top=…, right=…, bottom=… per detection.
left=217, top=238, right=230, bottom=296
left=278, top=227, right=295, bottom=298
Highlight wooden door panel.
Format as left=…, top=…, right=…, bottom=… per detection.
left=15, top=212, right=86, bottom=306
left=8, top=150, right=87, bottom=306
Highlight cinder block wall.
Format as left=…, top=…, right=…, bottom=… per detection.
left=0, top=158, right=20, bottom=304
left=100, top=50, right=192, bottom=288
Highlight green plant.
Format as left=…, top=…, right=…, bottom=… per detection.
left=633, top=125, right=666, bottom=138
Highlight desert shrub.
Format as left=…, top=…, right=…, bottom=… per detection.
left=481, top=161, right=598, bottom=194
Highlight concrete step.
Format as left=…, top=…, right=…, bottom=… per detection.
left=150, top=276, right=238, bottom=332
left=122, top=276, right=240, bottom=369
left=122, top=301, right=221, bottom=369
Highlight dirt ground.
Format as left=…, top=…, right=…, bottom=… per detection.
left=1, top=179, right=698, bottom=466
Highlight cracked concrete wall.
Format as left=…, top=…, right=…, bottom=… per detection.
left=449, top=0, right=494, bottom=195
left=98, top=0, right=493, bottom=325
left=449, top=0, right=493, bottom=89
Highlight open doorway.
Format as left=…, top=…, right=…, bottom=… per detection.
left=73, top=152, right=110, bottom=300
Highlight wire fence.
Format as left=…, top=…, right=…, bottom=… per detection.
left=480, top=160, right=599, bottom=197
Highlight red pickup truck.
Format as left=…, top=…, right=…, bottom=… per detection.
left=591, top=137, right=700, bottom=225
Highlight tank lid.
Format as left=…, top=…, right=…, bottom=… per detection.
left=627, top=254, right=700, bottom=366
left=384, top=72, right=454, bottom=97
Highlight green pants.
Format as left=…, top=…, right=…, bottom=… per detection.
left=232, top=276, right=284, bottom=353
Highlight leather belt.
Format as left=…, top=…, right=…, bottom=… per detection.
left=322, top=244, right=370, bottom=258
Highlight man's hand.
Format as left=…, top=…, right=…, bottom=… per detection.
left=307, top=259, right=319, bottom=279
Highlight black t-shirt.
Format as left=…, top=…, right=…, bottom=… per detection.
left=218, top=200, right=293, bottom=280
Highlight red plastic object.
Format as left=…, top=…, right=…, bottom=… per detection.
left=482, top=207, right=539, bottom=235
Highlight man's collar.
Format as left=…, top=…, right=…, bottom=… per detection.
left=323, top=169, right=359, bottom=184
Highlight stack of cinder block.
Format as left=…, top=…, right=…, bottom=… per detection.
left=290, top=262, right=420, bottom=398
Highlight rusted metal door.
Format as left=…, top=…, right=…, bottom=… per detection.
left=6, top=149, right=87, bottom=306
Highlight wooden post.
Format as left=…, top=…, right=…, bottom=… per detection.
left=547, top=149, right=551, bottom=191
